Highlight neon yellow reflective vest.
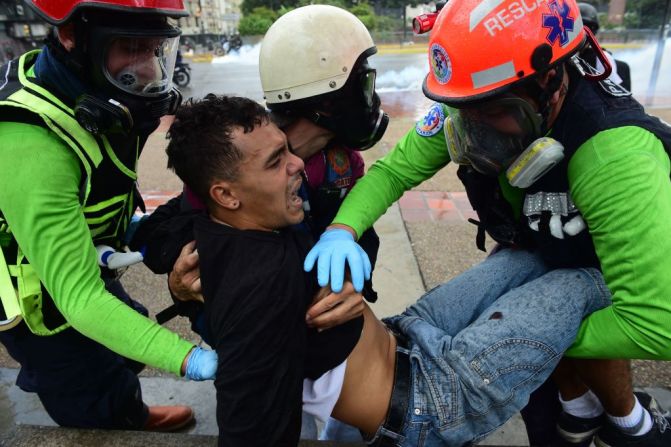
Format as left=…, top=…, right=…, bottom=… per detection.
left=0, top=51, right=141, bottom=336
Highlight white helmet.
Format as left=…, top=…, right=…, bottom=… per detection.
left=260, top=5, right=375, bottom=105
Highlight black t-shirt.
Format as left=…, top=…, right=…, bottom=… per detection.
left=195, top=215, right=362, bottom=446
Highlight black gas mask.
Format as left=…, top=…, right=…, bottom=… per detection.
left=444, top=95, right=543, bottom=176
left=305, top=62, right=389, bottom=150
left=71, top=11, right=182, bottom=135
left=445, top=64, right=569, bottom=179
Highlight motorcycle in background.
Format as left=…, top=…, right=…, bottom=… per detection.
left=173, top=62, right=191, bottom=88
left=217, top=32, right=243, bottom=56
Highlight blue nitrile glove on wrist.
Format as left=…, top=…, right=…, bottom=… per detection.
left=184, top=346, right=217, bottom=381
left=303, top=228, right=371, bottom=293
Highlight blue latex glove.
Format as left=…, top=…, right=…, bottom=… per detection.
left=184, top=346, right=217, bottom=381
left=303, top=228, right=371, bottom=293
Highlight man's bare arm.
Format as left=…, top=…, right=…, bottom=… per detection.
left=168, top=241, right=204, bottom=303
left=306, top=280, right=365, bottom=330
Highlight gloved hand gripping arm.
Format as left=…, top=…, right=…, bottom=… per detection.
left=303, top=226, right=371, bottom=293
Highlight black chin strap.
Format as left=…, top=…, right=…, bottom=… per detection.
left=523, top=63, right=565, bottom=134
left=305, top=110, right=338, bottom=133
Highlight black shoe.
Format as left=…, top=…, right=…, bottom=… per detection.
left=594, top=392, right=671, bottom=447
left=556, top=411, right=604, bottom=445
left=634, top=391, right=670, bottom=417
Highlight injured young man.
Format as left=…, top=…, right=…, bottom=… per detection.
left=164, top=94, right=613, bottom=447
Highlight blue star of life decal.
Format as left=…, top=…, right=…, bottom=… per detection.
left=416, top=103, right=445, bottom=137
left=542, top=0, right=575, bottom=47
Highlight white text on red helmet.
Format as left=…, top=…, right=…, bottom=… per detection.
left=483, top=0, right=545, bottom=37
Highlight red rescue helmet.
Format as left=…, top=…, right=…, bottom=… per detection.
left=25, top=0, right=188, bottom=25
left=423, top=0, right=585, bottom=105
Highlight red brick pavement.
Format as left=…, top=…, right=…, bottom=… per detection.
left=398, top=191, right=476, bottom=222
left=141, top=190, right=180, bottom=213
left=140, top=189, right=476, bottom=222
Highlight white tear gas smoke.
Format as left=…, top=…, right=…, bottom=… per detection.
left=612, top=39, right=671, bottom=105
left=205, top=40, right=670, bottom=107
left=211, top=43, right=261, bottom=65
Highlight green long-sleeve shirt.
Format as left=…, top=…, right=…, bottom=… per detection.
left=334, top=108, right=671, bottom=360
left=0, top=121, right=193, bottom=375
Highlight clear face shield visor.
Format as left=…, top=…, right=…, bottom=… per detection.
left=103, top=34, right=180, bottom=97
left=445, top=95, right=543, bottom=176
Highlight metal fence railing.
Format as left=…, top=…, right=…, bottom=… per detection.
left=598, top=29, right=669, bottom=44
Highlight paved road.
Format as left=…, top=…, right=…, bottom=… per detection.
left=177, top=49, right=432, bottom=125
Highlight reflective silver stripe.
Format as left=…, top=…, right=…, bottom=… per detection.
left=566, top=15, right=583, bottom=46
left=469, top=0, right=506, bottom=31
left=471, top=61, right=516, bottom=89
left=0, top=60, right=12, bottom=92
left=523, top=191, right=578, bottom=216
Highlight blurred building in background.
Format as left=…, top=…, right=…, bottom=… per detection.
left=609, top=0, right=626, bottom=26
left=0, top=0, right=243, bottom=62
left=180, top=0, right=241, bottom=52
left=0, top=0, right=47, bottom=64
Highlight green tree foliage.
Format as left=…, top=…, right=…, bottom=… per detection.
left=241, top=0, right=288, bottom=15
left=373, top=0, right=418, bottom=9
left=350, top=2, right=376, bottom=30
left=625, top=0, right=670, bottom=29
left=238, top=6, right=278, bottom=35
left=238, top=0, right=417, bottom=35
left=295, top=0, right=349, bottom=9
left=375, top=14, right=399, bottom=32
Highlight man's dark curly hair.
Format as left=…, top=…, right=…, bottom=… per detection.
left=166, top=94, right=269, bottom=204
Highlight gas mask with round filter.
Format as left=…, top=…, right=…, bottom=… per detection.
left=445, top=94, right=564, bottom=187
left=105, top=34, right=179, bottom=97
left=73, top=13, right=182, bottom=135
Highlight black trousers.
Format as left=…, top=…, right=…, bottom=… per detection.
left=0, top=279, right=149, bottom=429
left=521, top=378, right=562, bottom=446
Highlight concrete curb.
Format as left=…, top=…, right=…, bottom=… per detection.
left=0, top=425, right=367, bottom=447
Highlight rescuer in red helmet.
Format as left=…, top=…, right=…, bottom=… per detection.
left=0, top=0, right=216, bottom=431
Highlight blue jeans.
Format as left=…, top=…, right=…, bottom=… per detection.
left=366, top=248, right=611, bottom=446
left=321, top=416, right=364, bottom=442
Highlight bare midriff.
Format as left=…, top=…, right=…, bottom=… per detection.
left=331, top=304, right=397, bottom=436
